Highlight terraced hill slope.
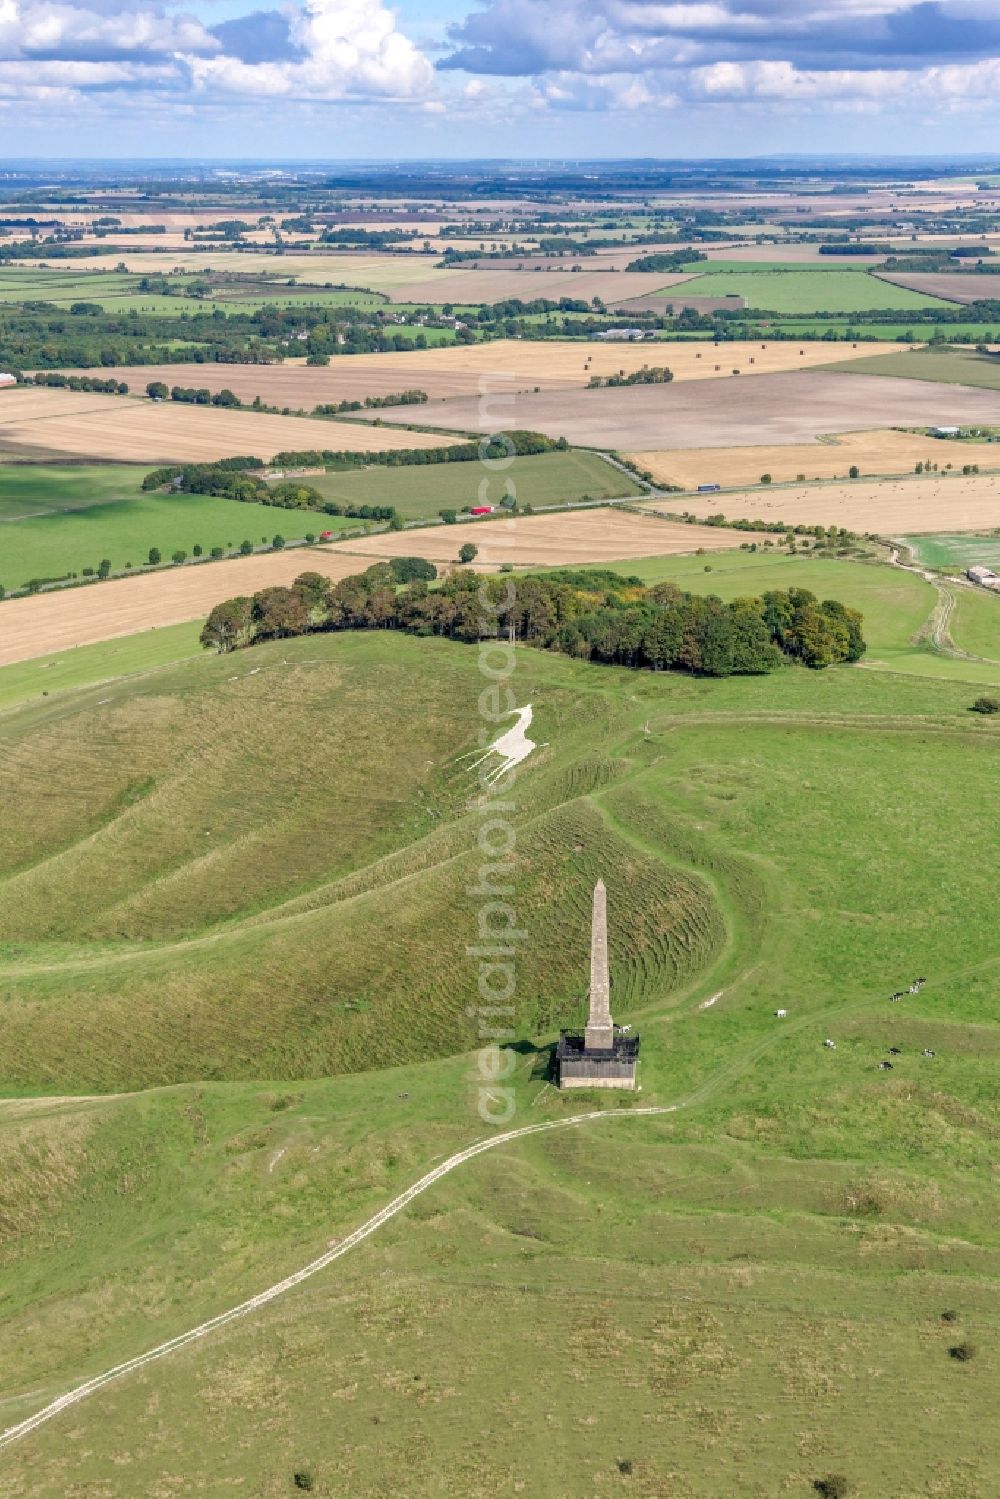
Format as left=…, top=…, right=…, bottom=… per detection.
left=0, top=604, right=998, bottom=1497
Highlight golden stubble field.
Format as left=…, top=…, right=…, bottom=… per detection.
left=64, top=340, right=909, bottom=410
left=630, top=428, right=999, bottom=489
left=0, top=388, right=457, bottom=464
left=641, top=470, right=1000, bottom=533
left=0, top=508, right=767, bottom=665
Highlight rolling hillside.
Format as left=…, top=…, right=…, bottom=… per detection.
left=0, top=606, right=998, bottom=1497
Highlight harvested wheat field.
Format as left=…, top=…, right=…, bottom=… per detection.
left=79, top=340, right=911, bottom=414
left=630, top=428, right=999, bottom=490
left=0, top=388, right=456, bottom=464
left=0, top=550, right=372, bottom=666
left=641, top=471, right=1000, bottom=534
left=372, top=369, right=1000, bottom=450
left=0, top=510, right=763, bottom=665
left=342, top=507, right=769, bottom=569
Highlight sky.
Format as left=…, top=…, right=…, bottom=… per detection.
left=5, top=0, right=1000, bottom=157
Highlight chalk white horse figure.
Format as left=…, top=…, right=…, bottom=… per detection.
left=464, top=705, right=544, bottom=787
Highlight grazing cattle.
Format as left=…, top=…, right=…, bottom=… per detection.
left=888, top=1047, right=902, bottom=1055
left=922, top=1049, right=936, bottom=1059
left=775, top=1009, right=787, bottom=1018
left=824, top=1039, right=837, bottom=1049
left=878, top=1060, right=893, bottom=1070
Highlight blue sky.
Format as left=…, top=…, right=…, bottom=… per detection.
left=4, top=0, right=1000, bottom=157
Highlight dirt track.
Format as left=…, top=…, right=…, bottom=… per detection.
left=0, top=509, right=764, bottom=666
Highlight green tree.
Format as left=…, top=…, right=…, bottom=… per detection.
left=458, top=542, right=478, bottom=564
left=272, top=534, right=286, bottom=550
left=200, top=595, right=253, bottom=652
left=440, top=508, right=458, bottom=524
left=97, top=558, right=111, bottom=579
left=192, top=544, right=203, bottom=557
left=971, top=695, right=1000, bottom=714
left=145, top=381, right=168, bottom=400
left=239, top=539, right=254, bottom=556
left=171, top=549, right=187, bottom=565
left=148, top=546, right=161, bottom=566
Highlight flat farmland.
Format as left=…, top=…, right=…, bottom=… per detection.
left=903, top=532, right=1000, bottom=571
left=0, top=547, right=374, bottom=665
left=0, top=509, right=765, bottom=664
left=340, top=507, right=770, bottom=569
left=0, top=388, right=457, bottom=464
left=300, top=450, right=643, bottom=519
left=666, top=268, right=951, bottom=312
left=0, top=491, right=356, bottom=594
left=29, top=251, right=675, bottom=304
left=0, top=464, right=148, bottom=520
left=367, top=369, right=1000, bottom=450
left=640, top=471, right=1000, bottom=534
left=61, top=338, right=904, bottom=410
left=703, top=244, right=890, bottom=265
left=829, top=346, right=1000, bottom=389
left=874, top=270, right=1000, bottom=303
left=629, top=427, right=998, bottom=489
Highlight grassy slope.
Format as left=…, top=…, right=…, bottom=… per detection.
left=669, top=269, right=949, bottom=313
left=950, top=588, right=1000, bottom=660
left=0, top=621, right=203, bottom=713
left=304, top=450, right=644, bottom=519
left=0, top=572, right=998, bottom=1496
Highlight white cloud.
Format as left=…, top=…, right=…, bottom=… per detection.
left=0, top=0, right=217, bottom=59
left=185, top=0, right=434, bottom=100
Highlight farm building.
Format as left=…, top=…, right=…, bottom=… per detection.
left=589, top=328, right=655, bottom=342
left=967, top=564, right=1000, bottom=589
left=556, top=880, right=640, bottom=1090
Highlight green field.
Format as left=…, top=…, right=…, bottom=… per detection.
left=0, top=270, right=385, bottom=317
left=950, top=587, right=1000, bottom=659
left=830, top=346, right=1000, bottom=388
left=302, top=450, right=643, bottom=519
left=675, top=268, right=951, bottom=313
left=0, top=562, right=998, bottom=1495
left=0, top=621, right=204, bottom=714
left=0, top=487, right=355, bottom=591
left=902, top=532, right=1000, bottom=570
left=0, top=463, right=149, bottom=521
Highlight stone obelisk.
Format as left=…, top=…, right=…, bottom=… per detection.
left=584, top=879, right=614, bottom=1051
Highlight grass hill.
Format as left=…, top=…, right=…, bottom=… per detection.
left=0, top=563, right=998, bottom=1496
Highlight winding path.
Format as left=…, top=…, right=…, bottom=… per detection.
left=0, top=1103, right=676, bottom=1454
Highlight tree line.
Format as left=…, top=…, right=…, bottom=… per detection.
left=201, top=566, right=866, bottom=675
